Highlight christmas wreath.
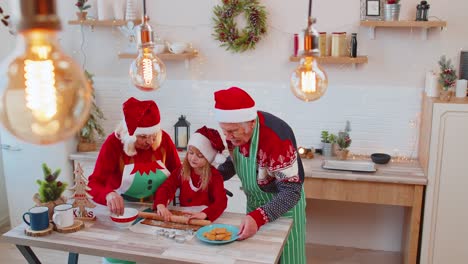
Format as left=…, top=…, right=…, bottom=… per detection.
left=212, top=0, right=267, bottom=53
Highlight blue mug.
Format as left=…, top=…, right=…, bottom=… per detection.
left=23, top=206, right=49, bottom=231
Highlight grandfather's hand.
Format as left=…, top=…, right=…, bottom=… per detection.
left=156, top=204, right=172, bottom=222
left=106, top=191, right=124, bottom=216
left=237, top=215, right=258, bottom=240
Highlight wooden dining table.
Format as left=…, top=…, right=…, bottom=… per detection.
left=1, top=203, right=293, bottom=264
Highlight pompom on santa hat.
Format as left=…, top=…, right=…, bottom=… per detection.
left=122, top=97, right=161, bottom=143
left=188, top=126, right=226, bottom=164
left=214, top=87, right=257, bottom=123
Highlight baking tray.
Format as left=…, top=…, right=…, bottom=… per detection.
left=322, top=160, right=377, bottom=172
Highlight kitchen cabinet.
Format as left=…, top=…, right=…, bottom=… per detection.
left=69, top=152, right=247, bottom=214
left=418, top=96, right=468, bottom=264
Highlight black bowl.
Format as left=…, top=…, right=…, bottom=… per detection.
left=371, top=153, right=391, bottom=164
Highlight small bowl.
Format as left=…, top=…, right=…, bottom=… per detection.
left=371, top=153, right=391, bottom=164
left=110, top=208, right=138, bottom=229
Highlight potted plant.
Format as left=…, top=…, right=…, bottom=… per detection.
left=335, top=121, right=352, bottom=160
left=33, top=163, right=68, bottom=219
left=75, top=0, right=91, bottom=20
left=77, top=70, right=106, bottom=152
left=321, top=131, right=336, bottom=157
left=438, top=55, right=457, bottom=101
left=384, top=0, right=401, bottom=21
left=336, top=132, right=352, bottom=160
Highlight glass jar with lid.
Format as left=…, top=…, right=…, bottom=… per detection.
left=331, top=32, right=347, bottom=57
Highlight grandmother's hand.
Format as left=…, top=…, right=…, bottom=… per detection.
left=106, top=192, right=124, bottom=216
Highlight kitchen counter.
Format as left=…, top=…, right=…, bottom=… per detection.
left=69, top=151, right=99, bottom=162
left=302, top=156, right=425, bottom=264
left=302, top=156, right=427, bottom=185
left=2, top=203, right=292, bottom=264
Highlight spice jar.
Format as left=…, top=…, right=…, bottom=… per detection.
left=319, top=32, right=327, bottom=56
left=350, top=33, right=357, bottom=58
left=331, top=32, right=346, bottom=57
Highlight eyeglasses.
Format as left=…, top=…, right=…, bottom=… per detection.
left=136, top=134, right=157, bottom=142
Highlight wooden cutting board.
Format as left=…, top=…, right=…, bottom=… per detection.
left=140, top=219, right=203, bottom=231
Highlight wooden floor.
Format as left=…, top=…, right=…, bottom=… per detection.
left=0, top=224, right=401, bottom=264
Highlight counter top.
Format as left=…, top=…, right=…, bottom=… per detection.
left=2, top=203, right=292, bottom=264
left=69, top=151, right=99, bottom=162
left=302, top=156, right=427, bottom=185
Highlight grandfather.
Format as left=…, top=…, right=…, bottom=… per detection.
left=214, top=87, right=306, bottom=264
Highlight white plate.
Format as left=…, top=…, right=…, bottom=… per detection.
left=322, top=160, right=377, bottom=172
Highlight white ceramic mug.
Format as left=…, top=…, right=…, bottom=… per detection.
left=53, top=204, right=74, bottom=228
left=167, top=42, right=189, bottom=54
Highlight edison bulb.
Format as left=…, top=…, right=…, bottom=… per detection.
left=290, top=56, right=328, bottom=102
left=0, top=30, right=92, bottom=145
left=129, top=46, right=166, bottom=91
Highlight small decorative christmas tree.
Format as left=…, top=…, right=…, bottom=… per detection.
left=36, top=163, right=67, bottom=203
left=438, top=55, right=457, bottom=91
left=33, top=163, right=68, bottom=219
left=70, top=163, right=96, bottom=221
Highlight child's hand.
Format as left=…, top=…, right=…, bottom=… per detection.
left=187, top=212, right=207, bottom=221
left=156, top=204, right=172, bottom=221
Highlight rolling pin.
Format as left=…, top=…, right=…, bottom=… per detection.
left=138, top=211, right=211, bottom=226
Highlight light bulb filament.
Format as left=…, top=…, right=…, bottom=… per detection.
left=31, top=45, right=52, bottom=59
left=142, top=58, right=153, bottom=85
left=301, top=71, right=316, bottom=93
left=24, top=59, right=57, bottom=121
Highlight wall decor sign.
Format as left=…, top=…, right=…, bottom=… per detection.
left=367, top=0, right=380, bottom=16
left=360, top=0, right=384, bottom=20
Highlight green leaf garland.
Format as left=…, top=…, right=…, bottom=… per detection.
left=212, top=0, right=267, bottom=53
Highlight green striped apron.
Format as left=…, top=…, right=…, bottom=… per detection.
left=233, top=118, right=306, bottom=264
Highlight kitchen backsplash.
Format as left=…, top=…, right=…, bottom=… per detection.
left=94, top=77, right=422, bottom=158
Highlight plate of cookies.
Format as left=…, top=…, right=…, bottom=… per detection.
left=196, top=224, right=239, bottom=244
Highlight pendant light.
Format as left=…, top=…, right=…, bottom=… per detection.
left=0, top=0, right=92, bottom=145
left=129, top=0, right=166, bottom=91
left=290, top=0, right=328, bottom=102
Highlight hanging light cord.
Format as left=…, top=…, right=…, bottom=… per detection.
left=143, top=0, right=147, bottom=17
left=308, top=0, right=312, bottom=18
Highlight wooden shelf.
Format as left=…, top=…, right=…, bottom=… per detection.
left=360, top=20, right=447, bottom=40
left=289, top=55, right=368, bottom=65
left=118, top=50, right=199, bottom=60
left=360, top=20, right=447, bottom=28
left=68, top=19, right=141, bottom=27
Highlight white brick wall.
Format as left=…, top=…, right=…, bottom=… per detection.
left=94, top=78, right=422, bottom=158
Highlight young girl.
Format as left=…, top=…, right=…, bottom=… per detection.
left=153, top=126, right=228, bottom=221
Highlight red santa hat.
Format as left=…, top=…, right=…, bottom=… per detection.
left=121, top=97, right=161, bottom=144
left=123, top=97, right=161, bottom=135
left=188, top=126, right=226, bottom=163
left=214, top=86, right=257, bottom=123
